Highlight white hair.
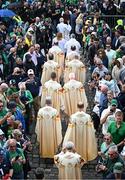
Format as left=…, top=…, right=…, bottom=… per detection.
left=108, top=145, right=118, bottom=153
left=63, top=141, right=75, bottom=150
left=69, top=73, right=75, bottom=80
left=18, top=82, right=26, bottom=89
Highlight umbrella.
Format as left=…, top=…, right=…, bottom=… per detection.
left=0, top=9, right=16, bottom=17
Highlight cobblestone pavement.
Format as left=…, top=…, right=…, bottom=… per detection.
left=27, top=54, right=103, bottom=179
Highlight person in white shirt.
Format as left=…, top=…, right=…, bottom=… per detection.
left=92, top=58, right=108, bottom=78
left=100, top=99, right=120, bottom=135
left=23, top=45, right=38, bottom=67
left=105, top=44, right=116, bottom=70
left=64, top=34, right=81, bottom=54
left=56, top=18, right=72, bottom=40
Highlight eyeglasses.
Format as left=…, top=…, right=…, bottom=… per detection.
left=108, top=153, right=114, bottom=156
left=17, top=135, right=22, bottom=138
left=97, top=64, right=101, bottom=66
left=104, top=138, right=110, bottom=140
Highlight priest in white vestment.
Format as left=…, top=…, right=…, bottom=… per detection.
left=41, top=72, right=64, bottom=112
left=41, top=53, right=61, bottom=85
left=64, top=55, right=86, bottom=83
left=63, top=73, right=88, bottom=116
left=54, top=141, right=85, bottom=179
left=66, top=45, right=80, bottom=61
left=63, top=102, right=98, bottom=162
left=36, top=97, right=62, bottom=158
left=49, top=41, right=65, bottom=72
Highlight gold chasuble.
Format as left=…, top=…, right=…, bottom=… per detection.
left=64, top=59, right=86, bottom=83
left=35, top=106, right=62, bottom=158
left=41, top=80, right=64, bottom=112
left=41, top=60, right=61, bottom=85
left=63, top=111, right=98, bottom=162
left=54, top=151, right=84, bottom=179
left=63, top=79, right=88, bottom=116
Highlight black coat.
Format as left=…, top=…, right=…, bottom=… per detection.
left=117, top=92, right=125, bottom=113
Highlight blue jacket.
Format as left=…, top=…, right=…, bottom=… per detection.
left=14, top=109, right=25, bottom=130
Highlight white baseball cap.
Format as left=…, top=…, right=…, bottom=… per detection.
left=27, top=69, right=34, bottom=75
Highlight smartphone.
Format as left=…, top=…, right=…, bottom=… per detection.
left=15, top=155, right=20, bottom=161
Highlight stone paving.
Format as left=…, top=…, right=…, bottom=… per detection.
left=27, top=54, right=103, bottom=179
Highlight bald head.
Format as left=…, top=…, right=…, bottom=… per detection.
left=0, top=83, right=8, bottom=91
left=100, top=84, right=108, bottom=93
left=63, top=141, right=75, bottom=151
left=69, top=73, right=75, bottom=80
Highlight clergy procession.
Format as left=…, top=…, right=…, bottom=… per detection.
left=35, top=32, right=97, bottom=178
left=0, top=0, right=125, bottom=179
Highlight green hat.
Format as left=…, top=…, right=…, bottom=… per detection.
left=113, top=162, right=123, bottom=174
left=111, top=99, right=118, bottom=106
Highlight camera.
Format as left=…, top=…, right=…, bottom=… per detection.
left=110, top=109, right=114, bottom=113
left=96, top=163, right=103, bottom=173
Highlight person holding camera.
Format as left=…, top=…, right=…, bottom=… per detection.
left=96, top=145, right=124, bottom=179
left=12, top=129, right=32, bottom=179
left=100, top=99, right=120, bottom=135
left=6, top=138, right=26, bottom=180
left=6, top=67, right=26, bottom=89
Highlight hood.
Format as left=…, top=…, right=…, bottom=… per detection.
left=117, top=58, right=123, bottom=68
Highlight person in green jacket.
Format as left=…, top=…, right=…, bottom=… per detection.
left=6, top=80, right=18, bottom=101
left=108, top=110, right=125, bottom=152
left=96, top=145, right=124, bottom=178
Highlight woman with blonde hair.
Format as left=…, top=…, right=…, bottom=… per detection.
left=97, top=48, right=109, bottom=68
left=52, top=32, right=66, bottom=52
left=98, top=133, right=115, bottom=160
